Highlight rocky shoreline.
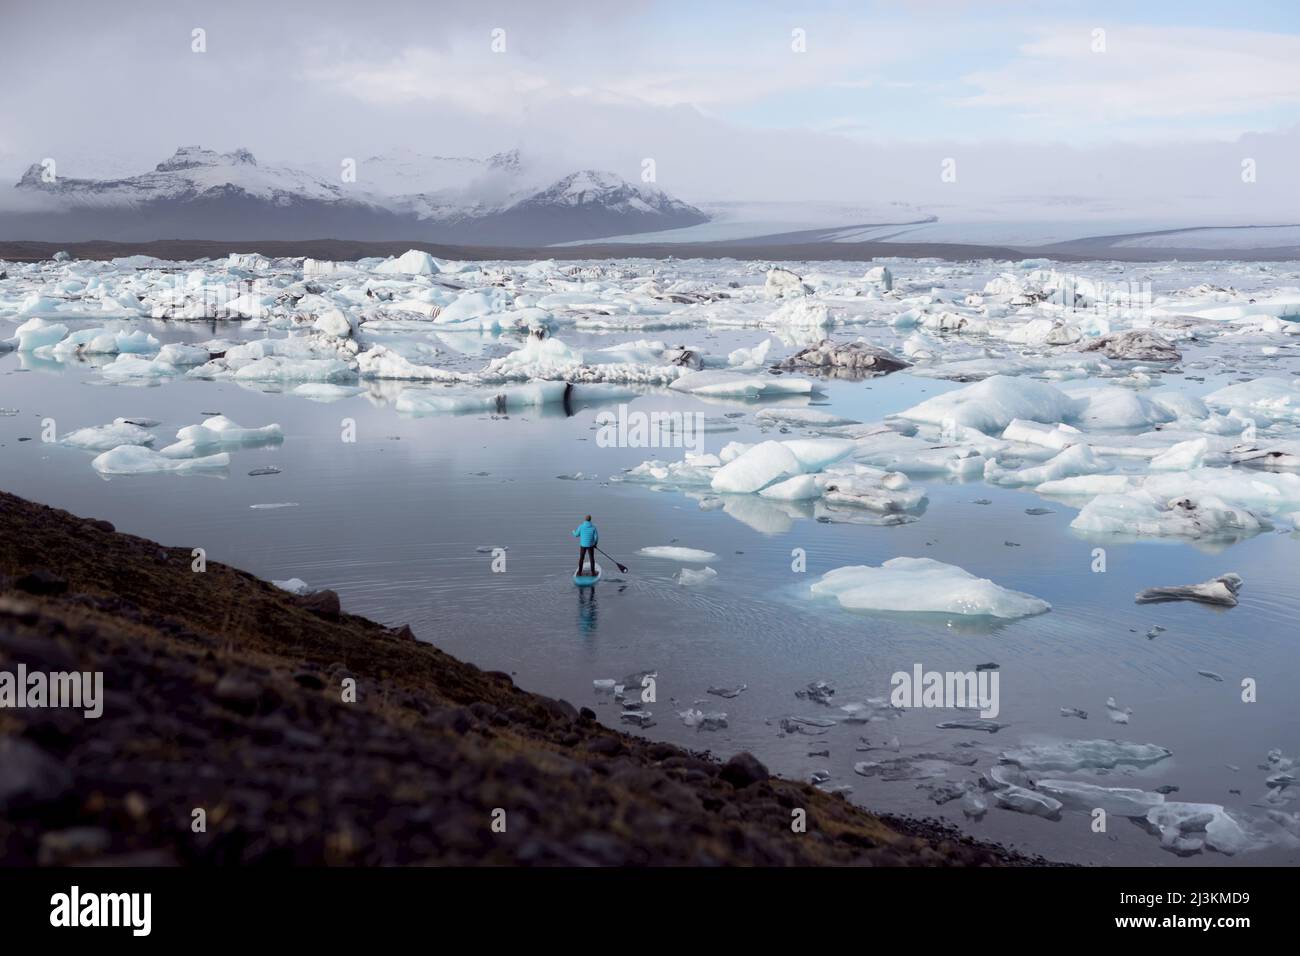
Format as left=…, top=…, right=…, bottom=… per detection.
left=0, top=490, right=1046, bottom=866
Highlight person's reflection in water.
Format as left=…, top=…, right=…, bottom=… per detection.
left=577, top=585, right=598, bottom=634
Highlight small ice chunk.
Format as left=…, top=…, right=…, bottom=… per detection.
left=273, top=578, right=312, bottom=595
left=674, top=567, right=717, bottom=586
left=994, top=785, right=1063, bottom=820
left=1106, top=697, right=1132, bottom=724
left=756, top=407, right=859, bottom=427
left=936, top=719, right=1004, bottom=733
left=961, top=789, right=988, bottom=819
left=637, top=546, right=717, bottom=562
left=1135, top=573, right=1242, bottom=607
left=678, top=708, right=728, bottom=731
left=795, top=680, right=835, bottom=705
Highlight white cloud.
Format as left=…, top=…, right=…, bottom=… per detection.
left=957, top=25, right=1300, bottom=128
left=303, top=45, right=557, bottom=118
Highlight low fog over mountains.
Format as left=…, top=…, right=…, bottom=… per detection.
left=4, top=146, right=708, bottom=244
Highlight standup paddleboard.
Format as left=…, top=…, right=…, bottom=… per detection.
left=573, top=564, right=603, bottom=586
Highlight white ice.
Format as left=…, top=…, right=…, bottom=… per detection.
left=637, top=546, right=718, bottom=562
left=809, top=557, right=1051, bottom=619
left=92, top=445, right=230, bottom=474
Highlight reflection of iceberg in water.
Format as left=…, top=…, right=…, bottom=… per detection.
left=577, top=586, right=598, bottom=634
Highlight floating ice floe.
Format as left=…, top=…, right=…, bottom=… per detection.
left=774, top=338, right=908, bottom=376
left=45, top=325, right=160, bottom=358
left=727, top=338, right=772, bottom=370
left=482, top=335, right=685, bottom=385
left=1000, top=738, right=1172, bottom=773
left=756, top=407, right=860, bottom=427
left=637, top=546, right=717, bottom=562
left=172, top=415, right=283, bottom=448
left=1105, top=697, right=1133, bottom=724
left=1035, top=779, right=1167, bottom=818
left=674, top=567, right=717, bottom=586
left=669, top=368, right=822, bottom=399
left=12, top=317, right=69, bottom=351
left=291, top=383, right=365, bottom=402
left=1079, top=330, right=1181, bottom=362
left=91, top=445, right=230, bottom=475
left=898, top=375, right=1080, bottom=434
left=994, top=785, right=1063, bottom=820
left=1135, top=573, right=1243, bottom=607
left=678, top=708, right=728, bottom=730
left=1145, top=802, right=1260, bottom=856
left=357, top=345, right=464, bottom=381
left=809, top=558, right=1050, bottom=619
left=61, top=419, right=156, bottom=451
left=1205, top=377, right=1300, bottom=422
left=709, top=438, right=855, bottom=494
left=99, top=354, right=186, bottom=379
left=395, top=381, right=634, bottom=415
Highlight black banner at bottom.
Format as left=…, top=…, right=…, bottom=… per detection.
left=0, top=865, right=1283, bottom=941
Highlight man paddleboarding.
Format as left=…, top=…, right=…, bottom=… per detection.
left=572, top=515, right=599, bottom=577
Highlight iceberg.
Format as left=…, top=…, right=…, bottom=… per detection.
left=13, top=317, right=68, bottom=351
left=710, top=440, right=804, bottom=493
left=62, top=420, right=156, bottom=451
left=373, top=249, right=441, bottom=275
left=899, top=375, right=1080, bottom=434
left=92, top=445, right=230, bottom=475
left=173, top=415, right=283, bottom=447
left=985, top=443, right=1103, bottom=486
left=809, top=557, right=1050, bottom=619
left=1205, top=378, right=1300, bottom=422
left=1071, top=490, right=1265, bottom=540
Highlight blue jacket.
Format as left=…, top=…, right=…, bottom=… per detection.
left=572, top=521, right=598, bottom=547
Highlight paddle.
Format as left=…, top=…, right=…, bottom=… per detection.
left=595, top=546, right=629, bottom=574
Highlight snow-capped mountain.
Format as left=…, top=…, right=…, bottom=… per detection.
left=490, top=170, right=709, bottom=243
left=6, top=146, right=708, bottom=244
left=19, top=147, right=349, bottom=206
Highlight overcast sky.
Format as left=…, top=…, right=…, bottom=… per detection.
left=2, top=0, right=1299, bottom=217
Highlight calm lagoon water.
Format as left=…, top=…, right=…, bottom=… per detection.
left=3, top=322, right=1299, bottom=866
